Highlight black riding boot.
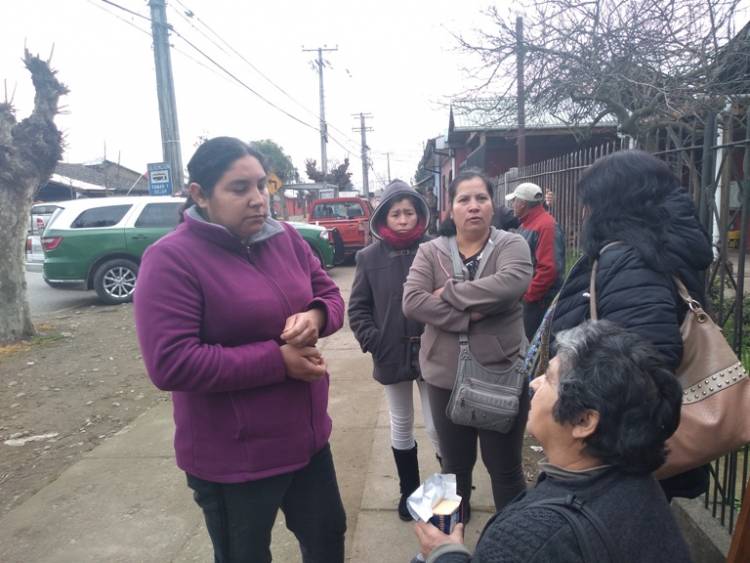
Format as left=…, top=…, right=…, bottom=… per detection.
left=393, top=443, right=420, bottom=521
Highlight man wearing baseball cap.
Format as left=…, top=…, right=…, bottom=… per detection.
left=506, top=182, right=565, bottom=339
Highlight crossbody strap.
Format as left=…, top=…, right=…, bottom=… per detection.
left=447, top=237, right=470, bottom=348
left=589, top=242, right=703, bottom=324
left=529, top=495, right=620, bottom=563
left=589, top=241, right=624, bottom=321
left=447, top=236, right=496, bottom=347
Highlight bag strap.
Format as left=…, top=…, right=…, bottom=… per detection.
left=589, top=260, right=600, bottom=321
left=448, top=236, right=466, bottom=282
left=672, top=276, right=708, bottom=318
left=588, top=242, right=624, bottom=321
left=448, top=237, right=470, bottom=347
left=448, top=235, right=497, bottom=347
left=529, top=495, right=620, bottom=563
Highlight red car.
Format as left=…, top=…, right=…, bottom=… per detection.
left=309, top=197, right=373, bottom=258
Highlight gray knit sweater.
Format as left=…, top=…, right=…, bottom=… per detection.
left=428, top=468, right=691, bottom=563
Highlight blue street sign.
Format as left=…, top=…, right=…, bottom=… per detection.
left=148, top=162, right=172, bottom=195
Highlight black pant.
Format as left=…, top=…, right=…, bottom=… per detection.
left=523, top=295, right=554, bottom=341
left=426, top=381, right=529, bottom=511
left=186, top=443, right=346, bottom=563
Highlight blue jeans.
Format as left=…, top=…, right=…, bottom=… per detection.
left=186, top=443, right=346, bottom=563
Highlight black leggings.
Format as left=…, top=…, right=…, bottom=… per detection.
left=426, top=380, right=530, bottom=511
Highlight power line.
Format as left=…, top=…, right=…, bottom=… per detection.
left=94, top=0, right=359, bottom=160
left=168, top=26, right=321, bottom=132
left=169, top=0, right=361, bottom=152
left=88, top=0, right=151, bottom=36
left=95, top=0, right=150, bottom=22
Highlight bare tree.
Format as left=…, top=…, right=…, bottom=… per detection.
left=0, top=50, right=67, bottom=343
left=458, top=0, right=747, bottom=139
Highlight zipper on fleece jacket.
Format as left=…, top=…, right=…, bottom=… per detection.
left=244, top=243, right=318, bottom=458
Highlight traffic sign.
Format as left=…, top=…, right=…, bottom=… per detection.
left=148, top=162, right=172, bottom=196
left=267, top=173, right=283, bottom=195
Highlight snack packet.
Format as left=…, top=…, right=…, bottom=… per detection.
left=407, top=473, right=462, bottom=533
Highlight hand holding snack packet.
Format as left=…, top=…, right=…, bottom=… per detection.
left=409, top=474, right=465, bottom=562
left=407, top=473, right=462, bottom=531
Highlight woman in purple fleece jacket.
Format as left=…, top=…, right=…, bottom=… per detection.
left=134, top=137, right=346, bottom=563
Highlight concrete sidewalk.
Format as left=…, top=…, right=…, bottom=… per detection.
left=0, top=306, right=497, bottom=562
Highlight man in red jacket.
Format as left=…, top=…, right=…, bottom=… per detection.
left=506, top=182, right=565, bottom=339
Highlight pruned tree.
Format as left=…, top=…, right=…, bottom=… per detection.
left=458, top=0, right=748, bottom=140
left=0, top=50, right=67, bottom=343
left=305, top=158, right=354, bottom=190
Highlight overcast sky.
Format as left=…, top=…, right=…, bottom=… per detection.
left=1, top=0, right=505, bottom=190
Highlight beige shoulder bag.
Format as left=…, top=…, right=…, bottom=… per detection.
left=590, top=256, right=750, bottom=478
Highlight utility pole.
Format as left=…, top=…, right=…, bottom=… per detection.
left=303, top=46, right=338, bottom=190
left=386, top=153, right=391, bottom=183
left=149, top=0, right=184, bottom=193
left=352, top=112, right=373, bottom=197
left=516, top=16, right=526, bottom=169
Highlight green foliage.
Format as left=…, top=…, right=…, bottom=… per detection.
left=707, top=276, right=750, bottom=369
left=249, top=139, right=297, bottom=183
left=304, top=158, right=354, bottom=190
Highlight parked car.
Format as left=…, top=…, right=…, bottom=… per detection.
left=26, top=203, right=61, bottom=263
left=308, top=196, right=373, bottom=257
left=41, top=197, right=337, bottom=305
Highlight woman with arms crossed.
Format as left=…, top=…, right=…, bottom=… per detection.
left=403, top=169, right=533, bottom=522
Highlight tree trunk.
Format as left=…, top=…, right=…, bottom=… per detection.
left=0, top=188, right=35, bottom=340
left=0, top=50, right=66, bottom=343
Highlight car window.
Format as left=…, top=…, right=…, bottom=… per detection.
left=29, top=204, right=61, bottom=234
left=70, top=205, right=131, bottom=228
left=312, top=202, right=363, bottom=219
left=134, top=202, right=182, bottom=228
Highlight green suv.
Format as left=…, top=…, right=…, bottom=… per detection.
left=42, top=196, right=337, bottom=305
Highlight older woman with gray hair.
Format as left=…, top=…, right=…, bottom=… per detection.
left=414, top=321, right=691, bottom=563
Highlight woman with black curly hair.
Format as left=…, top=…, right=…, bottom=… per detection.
left=548, top=149, right=713, bottom=501
left=415, top=321, right=691, bottom=563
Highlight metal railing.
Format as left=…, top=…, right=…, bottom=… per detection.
left=497, top=107, right=750, bottom=534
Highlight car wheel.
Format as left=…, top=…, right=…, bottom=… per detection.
left=93, top=259, right=139, bottom=305
left=310, top=245, right=328, bottom=269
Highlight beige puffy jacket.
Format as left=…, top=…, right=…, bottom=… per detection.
left=402, top=227, right=532, bottom=390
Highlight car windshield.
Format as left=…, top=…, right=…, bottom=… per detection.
left=312, top=202, right=363, bottom=219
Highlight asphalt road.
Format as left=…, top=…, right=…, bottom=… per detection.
left=25, top=264, right=99, bottom=316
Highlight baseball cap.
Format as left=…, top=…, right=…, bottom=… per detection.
left=505, top=182, right=544, bottom=202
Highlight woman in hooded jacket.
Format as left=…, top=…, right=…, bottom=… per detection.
left=348, top=179, right=441, bottom=521
left=549, top=149, right=714, bottom=500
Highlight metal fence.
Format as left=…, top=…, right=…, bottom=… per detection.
left=497, top=106, right=750, bottom=535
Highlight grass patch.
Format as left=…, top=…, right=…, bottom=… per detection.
left=0, top=323, right=65, bottom=359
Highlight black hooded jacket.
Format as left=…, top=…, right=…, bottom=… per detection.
left=550, top=187, right=713, bottom=498
left=348, top=181, right=431, bottom=385
left=551, top=188, right=712, bottom=367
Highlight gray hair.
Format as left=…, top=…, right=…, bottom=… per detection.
left=550, top=320, right=682, bottom=474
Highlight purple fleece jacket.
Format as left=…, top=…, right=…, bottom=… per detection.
left=134, top=211, right=344, bottom=483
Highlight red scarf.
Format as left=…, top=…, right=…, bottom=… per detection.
left=377, top=218, right=427, bottom=250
